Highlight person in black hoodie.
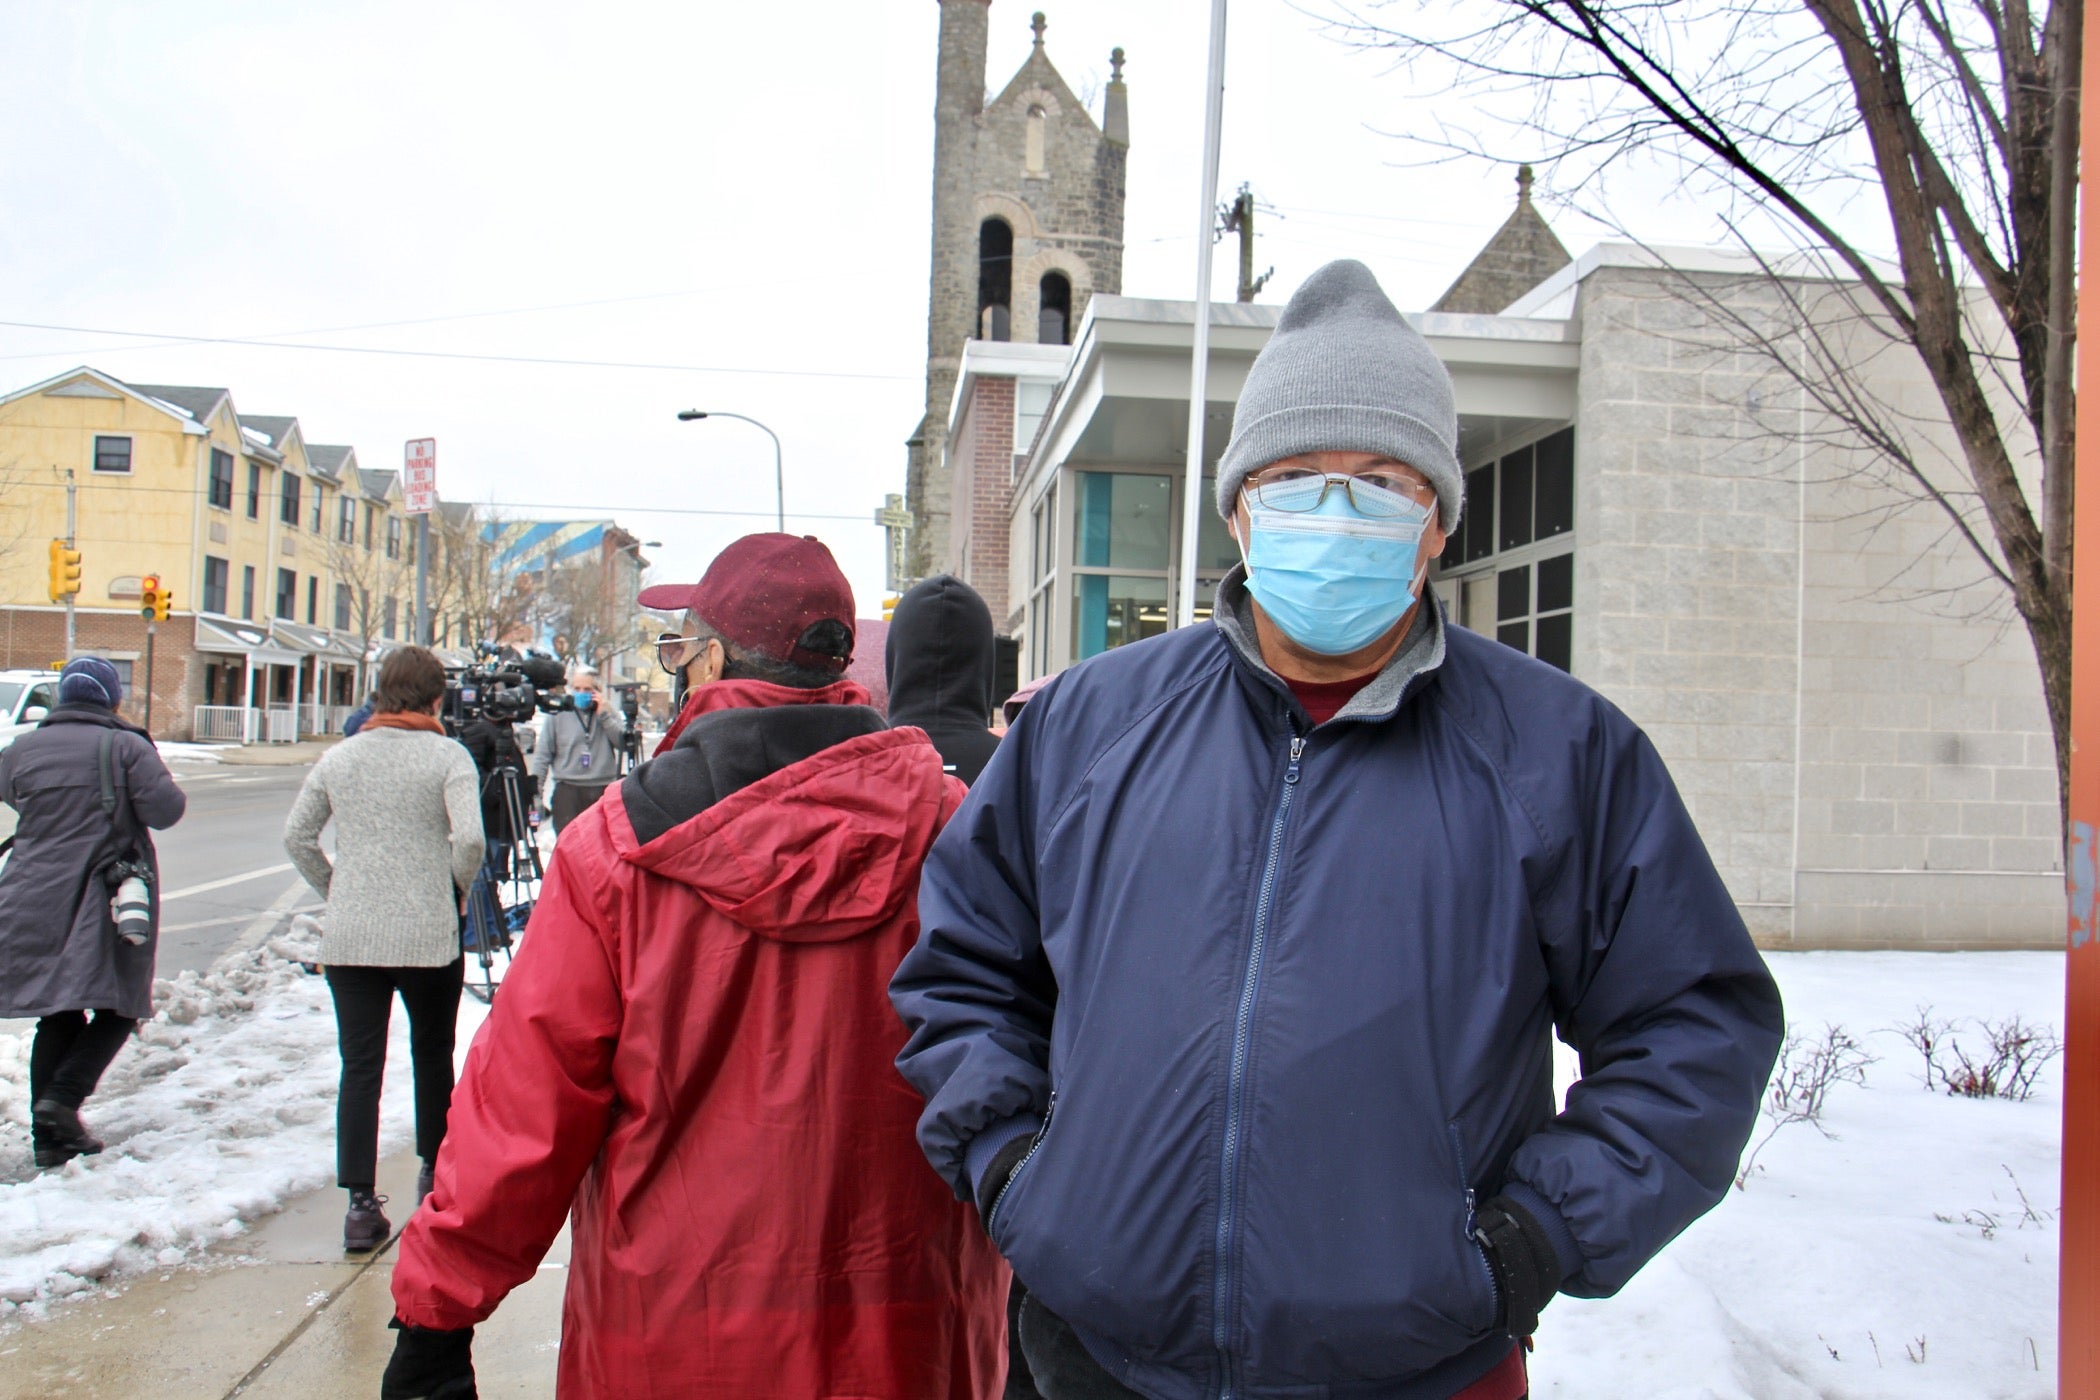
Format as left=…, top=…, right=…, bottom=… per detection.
left=886, top=574, right=1046, bottom=1400
left=885, top=575, right=1000, bottom=786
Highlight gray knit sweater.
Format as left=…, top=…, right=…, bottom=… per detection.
left=283, top=727, right=486, bottom=967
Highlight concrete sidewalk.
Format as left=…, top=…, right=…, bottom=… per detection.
left=0, top=1152, right=567, bottom=1399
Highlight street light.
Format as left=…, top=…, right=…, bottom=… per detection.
left=677, top=409, right=784, bottom=532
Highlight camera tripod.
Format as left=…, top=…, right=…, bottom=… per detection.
left=462, top=762, right=545, bottom=1004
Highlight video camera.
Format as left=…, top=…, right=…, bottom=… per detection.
left=443, top=646, right=568, bottom=732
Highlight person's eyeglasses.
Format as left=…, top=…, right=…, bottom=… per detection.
left=1245, top=463, right=1436, bottom=519
left=655, top=632, right=698, bottom=664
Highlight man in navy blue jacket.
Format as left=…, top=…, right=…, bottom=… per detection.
left=891, top=260, right=1784, bottom=1400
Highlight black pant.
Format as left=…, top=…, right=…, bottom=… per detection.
left=1012, top=1291, right=1526, bottom=1400
left=549, top=781, right=611, bottom=834
left=325, top=960, right=464, bottom=1191
left=29, top=1011, right=136, bottom=1115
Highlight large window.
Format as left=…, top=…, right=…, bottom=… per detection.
left=310, top=483, right=325, bottom=534
left=338, top=496, right=357, bottom=543
left=209, top=449, right=234, bottom=510
left=203, top=556, right=229, bottom=614
left=93, top=436, right=132, bottom=473
left=334, top=583, right=353, bottom=631
left=1065, top=472, right=1238, bottom=662
left=241, top=565, right=256, bottom=620
left=1039, top=273, right=1072, bottom=346
left=280, top=472, right=301, bottom=527
left=1440, top=427, right=1575, bottom=672
left=307, top=575, right=318, bottom=625
left=246, top=462, right=262, bottom=520
left=382, top=595, right=398, bottom=641
left=978, top=218, right=1013, bottom=341
left=385, top=516, right=402, bottom=560
left=275, top=568, right=297, bottom=620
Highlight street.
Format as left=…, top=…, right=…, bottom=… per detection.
left=155, top=761, right=317, bottom=977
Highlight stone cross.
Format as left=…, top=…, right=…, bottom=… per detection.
left=1517, top=164, right=1536, bottom=203
left=1032, top=12, right=1046, bottom=47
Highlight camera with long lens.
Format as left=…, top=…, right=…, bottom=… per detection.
left=442, top=647, right=568, bottom=734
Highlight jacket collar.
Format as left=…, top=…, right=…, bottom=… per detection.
left=1210, top=564, right=1447, bottom=726
left=39, top=702, right=151, bottom=739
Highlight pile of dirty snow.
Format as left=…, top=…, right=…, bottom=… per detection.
left=0, top=917, right=489, bottom=1317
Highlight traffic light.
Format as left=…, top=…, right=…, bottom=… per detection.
left=139, top=575, right=172, bottom=623
left=47, top=539, right=82, bottom=601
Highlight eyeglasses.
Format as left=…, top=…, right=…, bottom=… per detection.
left=1245, top=463, right=1436, bottom=520
left=655, top=633, right=698, bottom=663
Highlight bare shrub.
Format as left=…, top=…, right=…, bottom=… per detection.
left=1888, top=1006, right=2062, bottom=1101
left=1734, top=1023, right=1874, bottom=1189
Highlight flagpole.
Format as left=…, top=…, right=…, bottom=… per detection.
left=1175, top=0, right=1230, bottom=630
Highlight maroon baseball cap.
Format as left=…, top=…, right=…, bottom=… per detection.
left=638, top=533, right=856, bottom=674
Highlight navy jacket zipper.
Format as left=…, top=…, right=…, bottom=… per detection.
left=1212, top=733, right=1305, bottom=1399
left=986, top=1089, right=1056, bottom=1234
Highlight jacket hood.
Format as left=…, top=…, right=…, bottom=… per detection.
left=611, top=689, right=955, bottom=944
left=885, top=575, right=995, bottom=732
left=40, top=703, right=151, bottom=739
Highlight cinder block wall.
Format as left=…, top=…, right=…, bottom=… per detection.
left=1571, top=266, right=2060, bottom=949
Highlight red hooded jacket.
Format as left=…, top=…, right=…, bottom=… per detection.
left=392, top=679, right=1009, bottom=1398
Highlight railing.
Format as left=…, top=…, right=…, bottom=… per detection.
left=193, top=706, right=256, bottom=743
left=265, top=705, right=299, bottom=744
left=301, top=702, right=352, bottom=734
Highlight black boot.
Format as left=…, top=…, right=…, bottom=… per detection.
left=344, top=1190, right=393, bottom=1252
left=32, top=1099, right=105, bottom=1158
left=416, top=1161, right=435, bottom=1206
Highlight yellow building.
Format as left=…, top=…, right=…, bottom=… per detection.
left=0, top=366, right=395, bottom=739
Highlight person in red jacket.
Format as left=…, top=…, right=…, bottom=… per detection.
left=384, top=534, right=1008, bottom=1400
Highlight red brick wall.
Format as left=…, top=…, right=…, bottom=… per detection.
left=1, top=607, right=205, bottom=740
left=949, top=377, right=1016, bottom=625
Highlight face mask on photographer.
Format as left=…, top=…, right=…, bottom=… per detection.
left=573, top=689, right=597, bottom=714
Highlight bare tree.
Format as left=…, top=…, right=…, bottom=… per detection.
left=427, top=502, right=531, bottom=652
left=1329, top=0, right=2077, bottom=825
left=328, top=529, right=412, bottom=693
left=541, top=559, right=629, bottom=674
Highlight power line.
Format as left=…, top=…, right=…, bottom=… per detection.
left=0, top=318, right=917, bottom=383
left=16, top=475, right=874, bottom=522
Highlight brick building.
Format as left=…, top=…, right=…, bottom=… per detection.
left=904, top=2, right=1129, bottom=581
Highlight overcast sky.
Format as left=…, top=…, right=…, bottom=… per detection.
left=0, top=0, right=1801, bottom=613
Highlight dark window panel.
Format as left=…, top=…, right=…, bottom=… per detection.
left=1462, top=464, right=1495, bottom=564
left=1498, top=445, right=1534, bottom=552
left=1535, top=613, right=1573, bottom=672
left=93, top=436, right=132, bottom=472
left=1497, top=620, right=1531, bottom=654
left=1534, top=428, right=1574, bottom=539
left=1497, top=564, right=1531, bottom=621
left=1536, top=552, right=1574, bottom=613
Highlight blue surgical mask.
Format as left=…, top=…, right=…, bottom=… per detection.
left=574, top=691, right=597, bottom=713
left=1241, top=486, right=1431, bottom=656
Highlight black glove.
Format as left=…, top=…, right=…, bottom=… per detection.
left=1471, top=1195, right=1564, bottom=1339
left=974, top=1133, right=1038, bottom=1224
left=381, top=1320, right=476, bottom=1400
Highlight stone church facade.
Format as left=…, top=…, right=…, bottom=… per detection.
left=905, top=2, right=1128, bottom=581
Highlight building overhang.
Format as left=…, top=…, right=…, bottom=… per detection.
left=949, top=340, right=1074, bottom=432
left=193, top=615, right=302, bottom=665
left=1014, top=295, right=1582, bottom=507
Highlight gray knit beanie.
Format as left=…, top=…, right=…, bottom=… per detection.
left=1215, top=259, right=1463, bottom=530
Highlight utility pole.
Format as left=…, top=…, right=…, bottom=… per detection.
left=1220, top=183, right=1273, bottom=304
left=415, top=515, right=431, bottom=645
left=2064, top=3, right=2100, bottom=1389
left=63, top=470, right=77, bottom=658
left=1175, top=0, right=1230, bottom=633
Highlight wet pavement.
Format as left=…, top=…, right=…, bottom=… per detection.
left=0, top=1150, right=567, bottom=1399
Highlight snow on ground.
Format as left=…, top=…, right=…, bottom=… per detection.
left=1533, top=950, right=2063, bottom=1400
left=0, top=936, right=2069, bottom=1397
left=152, top=742, right=232, bottom=764
left=0, top=917, right=492, bottom=1319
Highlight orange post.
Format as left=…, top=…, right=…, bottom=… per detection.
left=2064, top=11, right=2100, bottom=1391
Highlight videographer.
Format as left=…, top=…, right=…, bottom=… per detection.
left=454, top=654, right=562, bottom=876
left=529, top=665, right=624, bottom=834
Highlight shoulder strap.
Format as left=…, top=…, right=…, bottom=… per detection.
left=98, top=729, right=118, bottom=818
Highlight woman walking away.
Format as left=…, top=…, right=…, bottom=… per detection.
left=0, top=657, right=186, bottom=1169
left=284, top=647, right=484, bottom=1252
